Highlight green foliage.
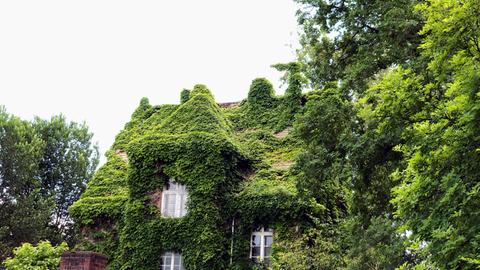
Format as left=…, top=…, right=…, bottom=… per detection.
left=119, top=133, right=247, bottom=269
left=295, top=0, right=425, bottom=92
left=0, top=108, right=98, bottom=261
left=226, top=78, right=282, bottom=132
left=0, top=108, right=50, bottom=261
left=113, top=91, right=252, bottom=269
left=292, top=1, right=435, bottom=268
left=70, top=152, right=128, bottom=225
left=156, top=91, right=231, bottom=136
left=273, top=62, right=307, bottom=130
left=191, top=84, right=214, bottom=98
left=228, top=0, right=479, bottom=269
left=332, top=1, right=480, bottom=268
left=294, top=86, right=351, bottom=222
left=271, top=223, right=344, bottom=270
left=234, top=170, right=302, bottom=226
left=180, top=89, right=191, bottom=104
left=247, top=78, right=275, bottom=108
left=33, top=115, right=99, bottom=245
left=113, top=100, right=178, bottom=150
left=71, top=3, right=480, bottom=264
left=390, top=1, right=480, bottom=268
left=72, top=81, right=310, bottom=269
left=3, top=241, right=68, bottom=270
left=341, top=216, right=409, bottom=269
left=227, top=71, right=307, bottom=133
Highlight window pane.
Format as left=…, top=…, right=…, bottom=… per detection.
left=251, top=234, right=262, bottom=259
left=252, top=246, right=261, bottom=258
left=161, top=252, right=184, bottom=270
left=165, top=194, right=177, bottom=217
left=174, top=253, right=181, bottom=265
left=179, top=194, right=187, bottom=217
left=264, top=246, right=272, bottom=258
left=251, top=235, right=261, bottom=246
left=264, top=236, right=273, bottom=247
left=162, top=194, right=170, bottom=216
left=163, top=181, right=188, bottom=218
left=161, top=254, right=172, bottom=269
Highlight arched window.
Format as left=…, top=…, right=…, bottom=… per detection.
left=161, top=180, right=188, bottom=218
left=250, top=227, right=273, bottom=265
left=161, top=252, right=184, bottom=270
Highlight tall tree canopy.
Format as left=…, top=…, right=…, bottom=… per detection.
left=0, top=108, right=98, bottom=261
left=296, top=0, right=424, bottom=92
left=391, top=0, right=480, bottom=268
left=0, top=108, right=50, bottom=261
left=292, top=0, right=480, bottom=269
left=33, top=115, right=99, bottom=244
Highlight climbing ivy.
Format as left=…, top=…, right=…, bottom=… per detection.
left=247, top=78, right=276, bottom=108
left=180, top=89, right=191, bottom=104
left=70, top=79, right=312, bottom=269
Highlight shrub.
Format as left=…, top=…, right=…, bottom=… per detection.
left=3, top=241, right=68, bottom=270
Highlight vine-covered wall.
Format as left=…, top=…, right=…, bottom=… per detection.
left=70, top=69, right=311, bottom=269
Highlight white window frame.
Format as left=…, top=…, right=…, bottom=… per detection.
left=161, top=180, right=188, bottom=218
left=161, top=252, right=185, bottom=270
left=250, top=227, right=273, bottom=264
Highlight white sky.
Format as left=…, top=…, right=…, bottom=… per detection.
left=0, top=0, right=300, bottom=162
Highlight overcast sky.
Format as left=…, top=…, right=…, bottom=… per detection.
left=0, top=0, right=300, bottom=162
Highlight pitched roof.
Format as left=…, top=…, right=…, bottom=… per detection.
left=152, top=88, right=231, bottom=137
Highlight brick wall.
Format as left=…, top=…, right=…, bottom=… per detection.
left=60, top=251, right=107, bottom=270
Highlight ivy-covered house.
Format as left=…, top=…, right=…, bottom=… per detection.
left=70, top=78, right=308, bottom=270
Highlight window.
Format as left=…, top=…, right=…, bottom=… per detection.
left=161, top=252, right=184, bottom=270
left=161, top=180, right=188, bottom=218
left=250, top=227, right=273, bottom=265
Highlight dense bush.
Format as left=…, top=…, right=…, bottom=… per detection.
left=3, top=241, right=68, bottom=270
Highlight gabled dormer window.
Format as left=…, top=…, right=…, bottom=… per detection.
left=161, top=180, right=188, bottom=218
left=250, top=227, right=273, bottom=266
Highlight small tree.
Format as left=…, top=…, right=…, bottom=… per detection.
left=3, top=241, right=68, bottom=270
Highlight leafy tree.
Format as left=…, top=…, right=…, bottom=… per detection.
left=3, top=241, right=68, bottom=270
left=350, top=1, right=480, bottom=268
left=0, top=108, right=52, bottom=261
left=293, top=83, right=411, bottom=269
left=291, top=1, right=429, bottom=267
left=0, top=109, right=98, bottom=261
left=33, top=115, right=99, bottom=245
left=294, top=86, right=351, bottom=221
left=278, top=86, right=351, bottom=269
left=295, top=0, right=425, bottom=92
left=341, top=216, right=410, bottom=269
left=390, top=0, right=480, bottom=268
left=271, top=222, right=345, bottom=269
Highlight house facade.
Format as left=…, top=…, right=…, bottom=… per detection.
left=70, top=82, right=305, bottom=270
